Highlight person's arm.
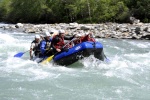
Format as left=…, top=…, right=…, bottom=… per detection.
left=29, top=48, right=33, bottom=60
left=29, top=43, right=35, bottom=60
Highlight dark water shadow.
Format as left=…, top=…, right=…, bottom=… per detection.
left=65, top=61, right=84, bottom=68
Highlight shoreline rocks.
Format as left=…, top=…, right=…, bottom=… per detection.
left=0, top=22, right=150, bottom=40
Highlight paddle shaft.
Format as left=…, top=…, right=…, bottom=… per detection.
left=63, top=38, right=75, bottom=48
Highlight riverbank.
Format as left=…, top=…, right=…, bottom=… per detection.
left=0, top=22, right=150, bottom=40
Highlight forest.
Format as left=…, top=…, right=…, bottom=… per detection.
left=0, top=0, right=150, bottom=23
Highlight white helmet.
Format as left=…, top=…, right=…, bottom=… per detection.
left=35, top=35, right=40, bottom=39
left=85, top=32, right=89, bottom=35
left=45, top=31, right=51, bottom=37
left=76, top=34, right=82, bottom=37
left=59, top=30, right=65, bottom=34
left=50, top=29, right=58, bottom=34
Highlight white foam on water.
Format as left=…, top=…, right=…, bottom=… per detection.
left=26, top=67, right=52, bottom=81
left=124, top=52, right=150, bottom=67
left=0, top=33, right=16, bottom=43
left=1, top=29, right=150, bottom=100
left=128, top=41, right=150, bottom=48
left=5, top=57, right=76, bottom=81
left=80, top=52, right=149, bottom=88
left=1, top=57, right=54, bottom=81
left=0, top=33, right=30, bottom=55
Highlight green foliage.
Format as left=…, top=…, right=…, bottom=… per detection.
left=0, top=0, right=11, bottom=21
left=7, top=0, right=46, bottom=23
left=0, top=0, right=149, bottom=23
left=131, top=0, right=150, bottom=22
left=115, top=2, right=129, bottom=22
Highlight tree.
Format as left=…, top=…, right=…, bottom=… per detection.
left=0, top=0, right=11, bottom=21
left=8, top=0, right=46, bottom=23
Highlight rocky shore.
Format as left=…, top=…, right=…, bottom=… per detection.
left=0, top=22, right=150, bottom=40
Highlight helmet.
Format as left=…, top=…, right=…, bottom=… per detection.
left=59, top=30, right=65, bottom=34
left=45, top=31, right=51, bottom=37
left=76, top=34, right=82, bottom=37
left=50, top=29, right=58, bottom=34
left=35, top=35, right=40, bottom=39
left=85, top=32, right=89, bottom=35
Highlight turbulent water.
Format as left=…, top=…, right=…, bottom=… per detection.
left=0, top=25, right=150, bottom=100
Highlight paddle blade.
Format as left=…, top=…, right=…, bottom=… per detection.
left=104, top=54, right=110, bottom=63
left=105, top=58, right=110, bottom=63
left=41, top=55, right=54, bottom=64
left=14, top=52, right=24, bottom=57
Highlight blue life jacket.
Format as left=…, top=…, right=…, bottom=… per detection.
left=40, top=37, right=52, bottom=54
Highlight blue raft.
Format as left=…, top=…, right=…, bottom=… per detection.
left=52, top=41, right=105, bottom=66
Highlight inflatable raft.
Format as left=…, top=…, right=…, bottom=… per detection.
left=52, top=41, right=105, bottom=66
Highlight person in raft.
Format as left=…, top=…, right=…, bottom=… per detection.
left=73, top=32, right=95, bottom=45
left=29, top=34, right=42, bottom=60
left=80, top=32, right=95, bottom=42
left=40, top=31, right=53, bottom=57
left=50, top=29, right=75, bottom=54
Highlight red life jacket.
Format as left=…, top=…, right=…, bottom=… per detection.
left=74, top=38, right=82, bottom=45
left=53, top=35, right=65, bottom=49
left=87, top=37, right=95, bottom=42
left=80, top=35, right=95, bottom=42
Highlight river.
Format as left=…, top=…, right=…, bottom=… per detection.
left=0, top=25, right=150, bottom=100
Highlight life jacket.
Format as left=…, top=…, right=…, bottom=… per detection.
left=32, top=40, right=41, bottom=56
left=87, top=37, right=95, bottom=42
left=44, top=37, right=51, bottom=50
left=80, top=35, right=95, bottom=42
left=73, top=38, right=82, bottom=45
left=52, top=35, right=65, bottom=49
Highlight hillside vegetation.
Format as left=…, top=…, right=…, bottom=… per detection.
left=0, top=0, right=150, bottom=23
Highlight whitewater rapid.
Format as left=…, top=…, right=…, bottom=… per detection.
left=0, top=27, right=150, bottom=100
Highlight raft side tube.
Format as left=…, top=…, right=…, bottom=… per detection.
left=53, top=41, right=104, bottom=66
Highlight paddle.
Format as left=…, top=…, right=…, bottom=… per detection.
left=41, top=38, right=75, bottom=64
left=41, top=55, right=54, bottom=64
left=104, top=54, right=110, bottom=62
left=14, top=50, right=29, bottom=58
